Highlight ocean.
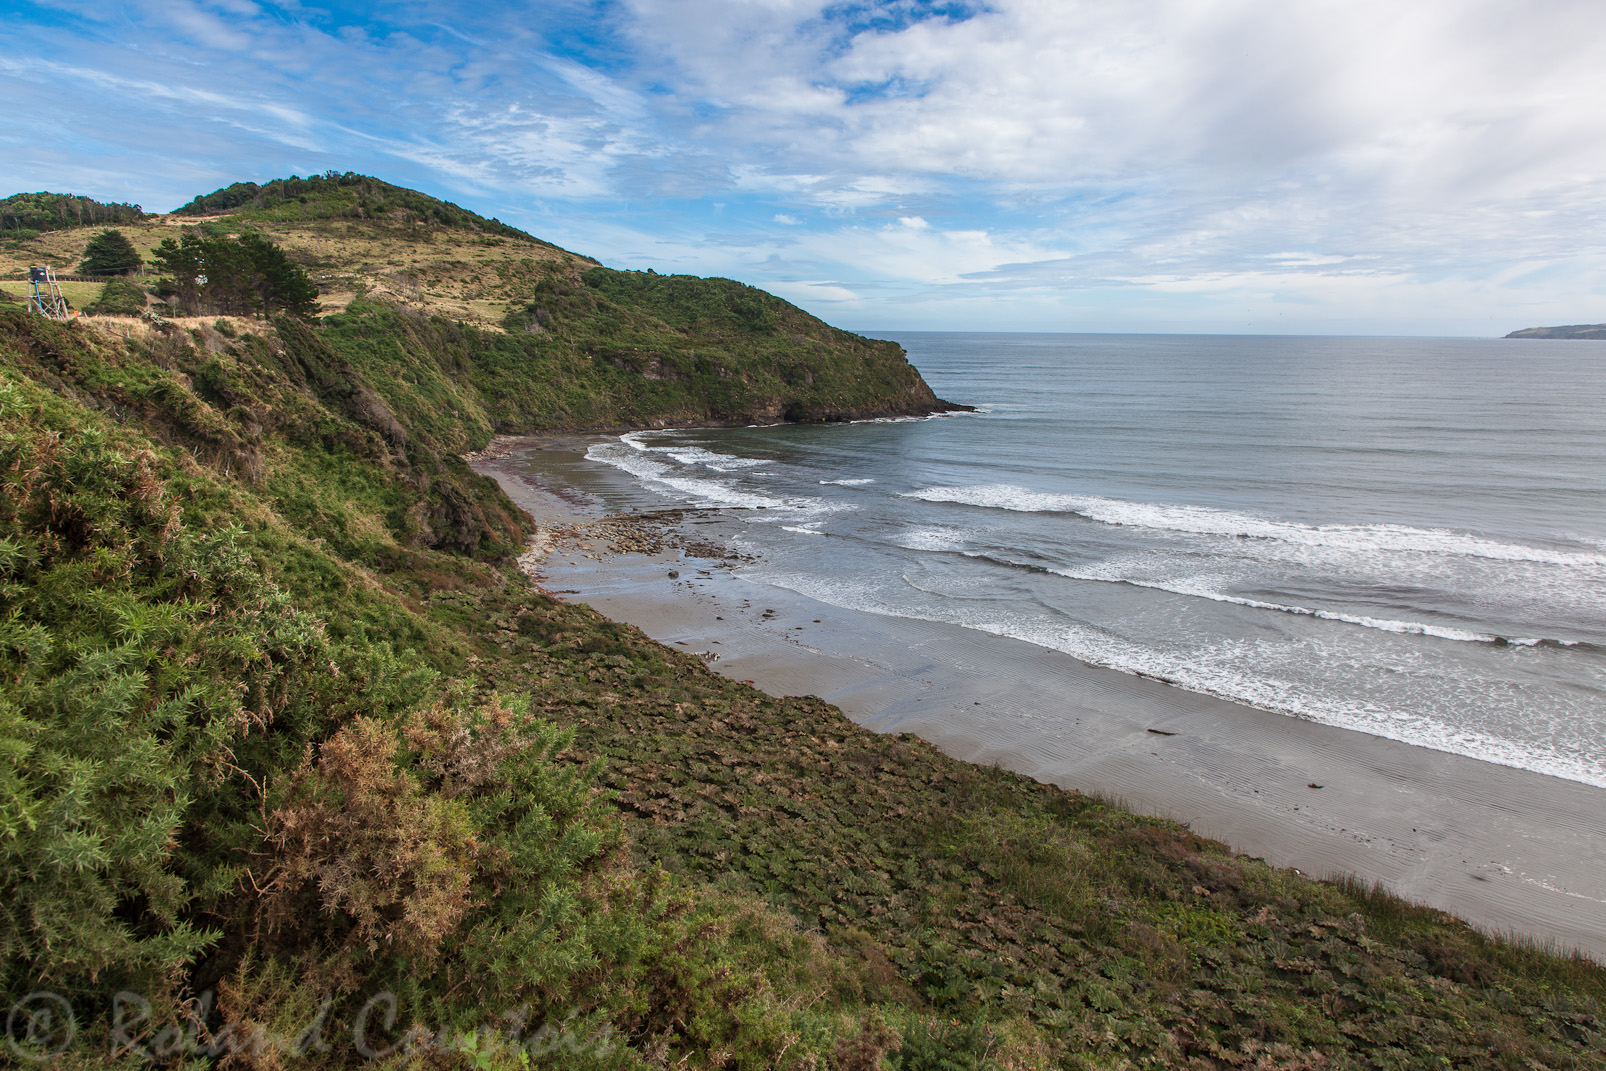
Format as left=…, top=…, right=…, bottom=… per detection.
left=579, top=333, right=1606, bottom=788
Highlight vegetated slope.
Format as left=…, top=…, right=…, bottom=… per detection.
left=0, top=210, right=582, bottom=325
left=1, top=174, right=958, bottom=428
left=263, top=276, right=952, bottom=442
left=1505, top=323, right=1606, bottom=339
left=3, top=307, right=1605, bottom=1068
left=480, top=267, right=954, bottom=426
left=0, top=305, right=802, bottom=1066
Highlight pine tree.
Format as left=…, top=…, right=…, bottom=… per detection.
left=151, top=230, right=320, bottom=319
left=239, top=232, right=320, bottom=319
left=77, top=228, right=143, bottom=276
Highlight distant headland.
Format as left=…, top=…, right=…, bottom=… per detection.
left=1505, top=323, right=1606, bottom=339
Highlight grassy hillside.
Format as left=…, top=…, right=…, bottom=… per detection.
left=1, top=203, right=583, bottom=326
left=1, top=176, right=1602, bottom=1068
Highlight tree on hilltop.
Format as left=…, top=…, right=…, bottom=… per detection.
left=152, top=230, right=320, bottom=319
left=78, top=228, right=143, bottom=276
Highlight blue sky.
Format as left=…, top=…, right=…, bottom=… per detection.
left=4, top=0, right=1605, bottom=335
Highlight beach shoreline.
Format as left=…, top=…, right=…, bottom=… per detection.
left=473, top=436, right=1606, bottom=960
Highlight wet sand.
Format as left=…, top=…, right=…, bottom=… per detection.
left=476, top=439, right=1606, bottom=960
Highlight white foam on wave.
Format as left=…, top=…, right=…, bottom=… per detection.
left=653, top=475, right=787, bottom=509
left=588, top=434, right=854, bottom=516
left=897, top=526, right=971, bottom=552
left=619, top=431, right=657, bottom=452
left=846, top=407, right=991, bottom=425
left=587, top=438, right=785, bottom=509
left=620, top=431, right=767, bottom=470
left=820, top=477, right=875, bottom=486
left=904, top=484, right=1606, bottom=568
left=747, top=569, right=1606, bottom=788
left=781, top=523, right=827, bottom=536
left=1045, top=564, right=1517, bottom=644
left=668, top=450, right=767, bottom=470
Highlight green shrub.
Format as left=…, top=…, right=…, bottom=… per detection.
left=884, top=1017, right=999, bottom=1071
left=83, top=278, right=146, bottom=316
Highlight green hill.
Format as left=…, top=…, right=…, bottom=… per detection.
left=1, top=176, right=1601, bottom=1069
left=173, top=171, right=550, bottom=245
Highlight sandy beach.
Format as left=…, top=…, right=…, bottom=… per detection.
left=474, top=437, right=1606, bottom=961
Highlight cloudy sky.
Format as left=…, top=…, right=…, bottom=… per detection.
left=4, top=0, right=1605, bottom=334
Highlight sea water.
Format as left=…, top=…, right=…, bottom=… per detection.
left=583, top=333, right=1606, bottom=788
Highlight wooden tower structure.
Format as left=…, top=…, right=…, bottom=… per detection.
left=29, top=266, right=70, bottom=320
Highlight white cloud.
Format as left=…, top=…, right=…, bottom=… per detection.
left=767, top=280, right=861, bottom=303
left=5, top=0, right=1606, bottom=331
left=611, top=0, right=1606, bottom=271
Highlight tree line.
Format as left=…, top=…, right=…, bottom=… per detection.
left=0, top=192, right=145, bottom=234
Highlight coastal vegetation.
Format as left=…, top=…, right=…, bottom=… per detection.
left=82, top=278, right=148, bottom=317
left=1, top=175, right=1602, bottom=1068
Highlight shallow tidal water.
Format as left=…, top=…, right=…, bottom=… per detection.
left=578, top=333, right=1606, bottom=788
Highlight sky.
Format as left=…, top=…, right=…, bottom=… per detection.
left=4, top=0, right=1606, bottom=336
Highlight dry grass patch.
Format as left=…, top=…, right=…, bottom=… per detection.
left=1, top=215, right=590, bottom=326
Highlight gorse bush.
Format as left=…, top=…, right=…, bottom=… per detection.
left=83, top=277, right=147, bottom=316
left=0, top=307, right=844, bottom=1067
left=0, top=380, right=322, bottom=1006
